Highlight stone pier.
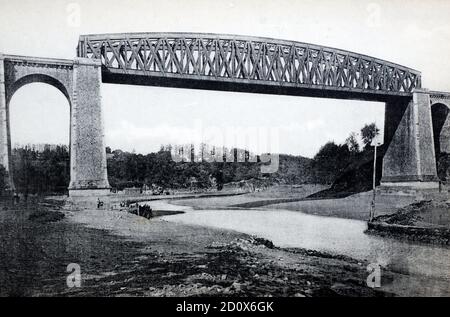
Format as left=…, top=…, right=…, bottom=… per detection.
left=68, top=58, right=110, bottom=197
left=0, top=54, right=110, bottom=197
left=381, top=89, right=439, bottom=189
left=0, top=54, right=14, bottom=193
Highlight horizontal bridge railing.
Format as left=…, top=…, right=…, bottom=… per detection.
left=77, top=32, right=421, bottom=95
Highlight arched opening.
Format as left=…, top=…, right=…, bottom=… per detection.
left=431, top=102, right=450, bottom=181
left=8, top=80, right=71, bottom=195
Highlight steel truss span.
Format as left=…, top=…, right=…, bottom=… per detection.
left=77, top=33, right=421, bottom=99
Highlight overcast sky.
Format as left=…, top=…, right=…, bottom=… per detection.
left=1, top=0, right=450, bottom=157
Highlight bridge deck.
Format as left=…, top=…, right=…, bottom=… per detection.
left=77, top=32, right=421, bottom=101
left=3, top=54, right=75, bottom=67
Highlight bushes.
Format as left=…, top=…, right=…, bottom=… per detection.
left=0, top=165, right=7, bottom=194
left=107, top=148, right=315, bottom=190
left=12, top=145, right=70, bottom=195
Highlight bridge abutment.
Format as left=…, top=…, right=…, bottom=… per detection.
left=381, top=89, right=439, bottom=190
left=0, top=54, right=14, bottom=194
left=68, top=58, right=110, bottom=197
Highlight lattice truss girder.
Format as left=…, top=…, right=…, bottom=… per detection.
left=78, top=35, right=421, bottom=93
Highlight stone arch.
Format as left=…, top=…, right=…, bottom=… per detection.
left=5, top=74, right=72, bottom=193
left=1, top=55, right=110, bottom=196
left=431, top=102, right=450, bottom=182
left=431, top=100, right=450, bottom=110
left=6, top=73, right=72, bottom=107
left=0, top=56, right=74, bottom=193
left=431, top=102, right=450, bottom=155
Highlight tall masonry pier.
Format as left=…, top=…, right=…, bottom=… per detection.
left=1, top=33, right=450, bottom=196
left=0, top=54, right=110, bottom=197
left=68, top=58, right=110, bottom=196
left=382, top=90, right=440, bottom=189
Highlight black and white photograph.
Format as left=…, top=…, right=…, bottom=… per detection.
left=0, top=0, right=449, bottom=303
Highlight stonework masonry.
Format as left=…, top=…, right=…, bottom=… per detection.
left=68, top=58, right=110, bottom=196
left=0, top=54, right=110, bottom=196
left=0, top=54, right=13, bottom=192
left=381, top=89, right=439, bottom=188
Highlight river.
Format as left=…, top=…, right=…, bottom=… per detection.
left=146, top=200, right=450, bottom=296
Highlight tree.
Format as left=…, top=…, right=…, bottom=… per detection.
left=345, top=132, right=360, bottom=154
left=11, top=145, right=70, bottom=195
left=361, top=123, right=380, bottom=149
left=312, top=142, right=352, bottom=184
left=0, top=165, right=7, bottom=194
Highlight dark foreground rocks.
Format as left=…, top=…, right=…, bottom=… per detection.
left=0, top=197, right=393, bottom=297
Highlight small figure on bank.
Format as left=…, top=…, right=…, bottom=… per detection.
left=97, top=198, right=104, bottom=209
left=13, top=193, right=20, bottom=204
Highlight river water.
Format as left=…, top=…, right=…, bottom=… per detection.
left=147, top=200, right=450, bottom=295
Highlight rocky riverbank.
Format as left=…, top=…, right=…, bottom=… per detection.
left=367, top=200, right=450, bottom=245
left=0, top=197, right=393, bottom=297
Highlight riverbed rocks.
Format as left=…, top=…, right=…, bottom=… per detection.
left=368, top=199, right=450, bottom=245
left=1, top=198, right=399, bottom=297
left=207, top=236, right=275, bottom=251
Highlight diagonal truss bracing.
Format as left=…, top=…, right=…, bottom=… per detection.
left=77, top=33, right=421, bottom=95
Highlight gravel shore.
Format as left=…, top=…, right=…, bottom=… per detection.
left=0, top=197, right=393, bottom=297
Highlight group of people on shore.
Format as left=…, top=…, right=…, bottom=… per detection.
left=96, top=198, right=154, bottom=219
left=124, top=202, right=153, bottom=219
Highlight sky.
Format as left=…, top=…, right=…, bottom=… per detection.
left=2, top=0, right=450, bottom=157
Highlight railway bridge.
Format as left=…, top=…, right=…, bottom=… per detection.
left=0, top=33, right=448, bottom=196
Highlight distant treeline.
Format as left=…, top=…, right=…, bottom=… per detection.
left=2, top=123, right=386, bottom=195
left=11, top=145, right=70, bottom=195
left=106, top=145, right=313, bottom=191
